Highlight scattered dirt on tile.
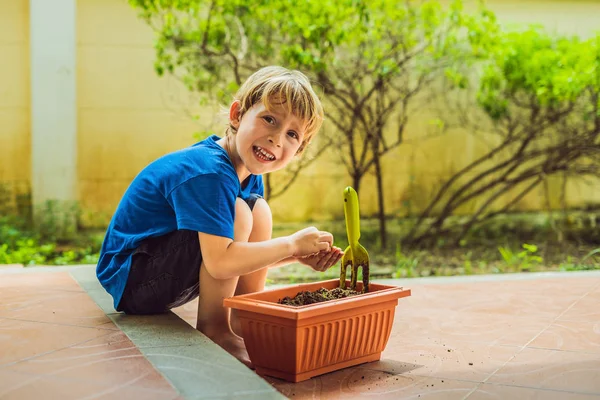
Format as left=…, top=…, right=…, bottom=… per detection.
left=278, top=287, right=361, bottom=306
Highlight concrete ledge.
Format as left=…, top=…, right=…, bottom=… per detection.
left=68, top=266, right=285, bottom=400
left=0, top=264, right=97, bottom=274
left=374, top=269, right=600, bottom=286
left=0, top=264, right=24, bottom=269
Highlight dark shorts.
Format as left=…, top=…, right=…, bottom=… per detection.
left=116, top=194, right=263, bottom=315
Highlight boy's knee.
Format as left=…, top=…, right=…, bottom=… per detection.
left=252, top=198, right=272, bottom=222
left=234, top=197, right=253, bottom=241
left=251, top=198, right=272, bottom=238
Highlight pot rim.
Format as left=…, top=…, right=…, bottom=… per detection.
left=223, top=279, right=411, bottom=320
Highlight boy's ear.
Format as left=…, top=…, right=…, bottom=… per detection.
left=229, top=101, right=242, bottom=129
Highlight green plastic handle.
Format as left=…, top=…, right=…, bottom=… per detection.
left=343, top=186, right=360, bottom=247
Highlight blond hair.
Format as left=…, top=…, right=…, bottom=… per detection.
left=229, top=66, right=324, bottom=154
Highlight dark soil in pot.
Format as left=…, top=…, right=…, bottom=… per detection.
left=278, top=287, right=362, bottom=306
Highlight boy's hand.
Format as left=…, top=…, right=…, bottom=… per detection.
left=289, top=227, right=333, bottom=257
left=297, top=246, right=344, bottom=272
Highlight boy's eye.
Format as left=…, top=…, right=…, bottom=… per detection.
left=287, top=131, right=299, bottom=140
left=263, top=116, right=275, bottom=124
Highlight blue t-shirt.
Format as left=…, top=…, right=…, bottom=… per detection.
left=96, top=135, right=264, bottom=308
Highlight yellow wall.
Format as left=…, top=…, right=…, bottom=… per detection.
left=0, top=0, right=30, bottom=201
left=76, top=0, right=216, bottom=225
left=1, top=0, right=599, bottom=226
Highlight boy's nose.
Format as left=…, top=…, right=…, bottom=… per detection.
left=268, top=135, right=282, bottom=147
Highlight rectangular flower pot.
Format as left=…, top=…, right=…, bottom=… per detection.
left=223, top=279, right=411, bottom=382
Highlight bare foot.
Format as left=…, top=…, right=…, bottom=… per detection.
left=202, top=329, right=253, bottom=369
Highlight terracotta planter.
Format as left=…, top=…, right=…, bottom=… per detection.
left=223, top=279, right=411, bottom=382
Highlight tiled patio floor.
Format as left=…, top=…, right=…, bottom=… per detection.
left=1, top=266, right=599, bottom=399
left=0, top=269, right=181, bottom=399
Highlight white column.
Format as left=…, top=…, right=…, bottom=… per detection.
left=30, top=0, right=77, bottom=237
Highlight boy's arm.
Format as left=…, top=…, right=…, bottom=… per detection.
left=265, top=255, right=299, bottom=269
left=198, top=227, right=332, bottom=280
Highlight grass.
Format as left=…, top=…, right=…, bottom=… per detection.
left=0, top=215, right=104, bottom=266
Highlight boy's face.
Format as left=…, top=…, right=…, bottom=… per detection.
left=230, top=100, right=307, bottom=175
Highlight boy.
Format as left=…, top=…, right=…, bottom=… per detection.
left=97, top=66, right=343, bottom=366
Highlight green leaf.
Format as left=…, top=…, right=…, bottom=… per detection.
left=522, top=243, right=538, bottom=253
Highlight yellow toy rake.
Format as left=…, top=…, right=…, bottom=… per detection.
left=340, top=186, right=369, bottom=292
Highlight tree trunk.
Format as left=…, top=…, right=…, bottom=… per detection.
left=373, top=148, right=387, bottom=250
left=352, top=173, right=361, bottom=195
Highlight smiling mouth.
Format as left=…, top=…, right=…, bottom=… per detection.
left=253, top=146, right=276, bottom=161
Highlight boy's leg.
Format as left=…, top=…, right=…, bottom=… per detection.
left=196, top=197, right=253, bottom=367
left=236, top=198, right=272, bottom=295
left=230, top=197, right=272, bottom=336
